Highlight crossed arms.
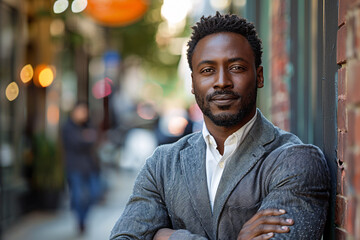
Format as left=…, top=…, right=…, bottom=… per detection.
left=110, top=144, right=330, bottom=240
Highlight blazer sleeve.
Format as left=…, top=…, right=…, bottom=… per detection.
left=110, top=149, right=171, bottom=240
left=110, top=145, right=209, bottom=240
left=258, top=144, right=331, bottom=240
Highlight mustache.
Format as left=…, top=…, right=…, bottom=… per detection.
left=206, top=90, right=241, bottom=101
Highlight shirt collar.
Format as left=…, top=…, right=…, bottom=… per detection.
left=202, top=110, right=258, bottom=148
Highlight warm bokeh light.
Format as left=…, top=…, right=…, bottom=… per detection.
left=168, top=116, right=188, bottom=136
left=71, top=0, right=88, bottom=13
left=92, top=77, right=113, bottom=99
left=5, top=82, right=19, bottom=101
left=20, top=64, right=34, bottom=83
left=50, top=19, right=65, bottom=36
left=53, top=0, right=69, bottom=14
left=161, top=0, right=191, bottom=24
left=47, top=104, right=60, bottom=125
left=137, top=102, right=157, bottom=120
left=39, top=67, right=54, bottom=87
left=86, top=0, right=148, bottom=26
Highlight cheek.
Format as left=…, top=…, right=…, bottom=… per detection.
left=192, top=79, right=209, bottom=94
left=236, top=76, right=257, bottom=91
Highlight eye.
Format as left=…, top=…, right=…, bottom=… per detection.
left=200, top=67, right=215, bottom=74
left=229, top=65, right=246, bottom=72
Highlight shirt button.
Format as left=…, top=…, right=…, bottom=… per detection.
left=219, top=161, right=225, bottom=168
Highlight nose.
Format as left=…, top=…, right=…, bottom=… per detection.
left=214, top=68, right=233, bottom=89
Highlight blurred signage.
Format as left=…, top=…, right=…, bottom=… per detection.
left=86, top=0, right=149, bottom=26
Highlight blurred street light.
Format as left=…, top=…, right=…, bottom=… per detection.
left=53, top=0, right=88, bottom=14
left=71, top=0, right=88, bottom=13
left=5, top=82, right=19, bottom=102
left=161, top=0, right=191, bottom=25
left=34, top=65, right=55, bottom=88
left=85, top=0, right=148, bottom=26
left=20, top=64, right=34, bottom=83
left=39, top=67, right=54, bottom=87
left=53, top=0, right=69, bottom=14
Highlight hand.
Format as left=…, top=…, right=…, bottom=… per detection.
left=237, top=209, right=294, bottom=240
left=153, top=228, right=176, bottom=240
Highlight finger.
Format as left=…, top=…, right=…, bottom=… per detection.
left=258, top=209, right=287, bottom=216
left=254, top=216, right=294, bottom=226
left=245, top=209, right=287, bottom=225
left=253, top=223, right=292, bottom=235
left=252, top=232, right=274, bottom=240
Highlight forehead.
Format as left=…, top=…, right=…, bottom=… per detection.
left=191, top=32, right=255, bottom=66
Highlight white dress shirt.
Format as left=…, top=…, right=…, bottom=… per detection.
left=202, top=111, right=257, bottom=210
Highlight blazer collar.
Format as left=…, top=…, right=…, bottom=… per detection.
left=212, top=109, right=276, bottom=226
left=180, top=133, right=214, bottom=239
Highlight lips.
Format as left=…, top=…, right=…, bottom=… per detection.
left=210, top=94, right=239, bottom=105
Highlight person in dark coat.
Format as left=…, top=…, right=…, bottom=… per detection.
left=62, top=102, right=101, bottom=234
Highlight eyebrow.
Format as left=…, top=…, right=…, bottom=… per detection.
left=196, top=57, right=249, bottom=69
left=228, top=57, right=249, bottom=64
left=196, top=60, right=216, bottom=69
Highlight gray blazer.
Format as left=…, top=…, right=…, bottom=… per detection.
left=110, top=110, right=330, bottom=240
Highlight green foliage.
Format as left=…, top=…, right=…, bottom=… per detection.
left=108, top=0, right=181, bottom=76
left=32, top=133, right=64, bottom=190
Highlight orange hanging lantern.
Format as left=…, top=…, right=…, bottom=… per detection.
left=85, top=0, right=149, bottom=27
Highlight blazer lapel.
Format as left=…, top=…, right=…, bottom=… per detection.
left=212, top=110, right=276, bottom=224
left=180, top=134, right=214, bottom=239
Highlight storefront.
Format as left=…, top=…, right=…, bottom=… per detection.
left=0, top=0, right=29, bottom=233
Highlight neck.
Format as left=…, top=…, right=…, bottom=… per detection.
left=204, top=110, right=256, bottom=155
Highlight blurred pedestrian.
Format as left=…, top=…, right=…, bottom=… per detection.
left=62, top=101, right=101, bottom=234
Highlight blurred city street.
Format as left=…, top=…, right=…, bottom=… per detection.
left=3, top=168, right=138, bottom=240
left=1, top=0, right=357, bottom=239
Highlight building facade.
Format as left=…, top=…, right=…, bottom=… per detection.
left=2, top=0, right=360, bottom=239
left=337, top=0, right=360, bottom=239
left=249, top=0, right=359, bottom=239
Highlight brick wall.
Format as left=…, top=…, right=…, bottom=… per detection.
left=270, top=0, right=290, bottom=131
left=336, top=0, right=360, bottom=239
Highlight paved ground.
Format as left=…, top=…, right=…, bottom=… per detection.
left=3, top=168, right=138, bottom=240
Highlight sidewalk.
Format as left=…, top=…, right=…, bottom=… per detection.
left=3, top=168, right=138, bottom=240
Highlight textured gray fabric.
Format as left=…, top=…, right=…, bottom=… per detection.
left=110, top=109, right=330, bottom=240
left=169, top=230, right=208, bottom=240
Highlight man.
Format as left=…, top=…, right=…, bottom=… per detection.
left=110, top=12, right=330, bottom=239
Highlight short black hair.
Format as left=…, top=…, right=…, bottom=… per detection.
left=187, top=12, right=263, bottom=71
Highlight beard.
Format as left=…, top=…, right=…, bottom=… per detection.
left=194, top=87, right=257, bottom=127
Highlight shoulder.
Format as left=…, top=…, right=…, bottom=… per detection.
left=145, top=132, right=203, bottom=166
left=276, top=143, right=327, bottom=166
left=252, top=110, right=303, bottom=147
left=136, top=132, right=204, bottom=189
left=267, top=144, right=330, bottom=188
left=153, top=132, right=203, bottom=154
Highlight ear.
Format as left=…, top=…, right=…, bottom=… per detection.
left=191, top=73, right=195, bottom=94
left=256, top=66, right=264, bottom=88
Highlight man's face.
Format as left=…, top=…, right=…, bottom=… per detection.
left=191, top=32, right=264, bottom=127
